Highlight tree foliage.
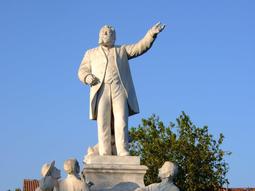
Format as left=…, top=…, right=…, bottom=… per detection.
left=129, top=112, right=230, bottom=191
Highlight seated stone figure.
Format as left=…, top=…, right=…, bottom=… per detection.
left=135, top=161, right=179, bottom=191
left=35, top=161, right=61, bottom=191
left=59, top=158, right=89, bottom=191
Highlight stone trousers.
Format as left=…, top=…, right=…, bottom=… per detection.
left=96, top=82, right=129, bottom=156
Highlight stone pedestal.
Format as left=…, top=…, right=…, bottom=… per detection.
left=83, top=155, right=147, bottom=191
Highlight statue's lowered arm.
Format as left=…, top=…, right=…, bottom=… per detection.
left=78, top=51, right=99, bottom=86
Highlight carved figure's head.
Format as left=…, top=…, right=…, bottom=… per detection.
left=98, top=25, right=116, bottom=47
left=41, top=161, right=55, bottom=177
left=158, top=161, right=178, bottom=179
left=64, top=158, right=80, bottom=176
left=40, top=160, right=61, bottom=179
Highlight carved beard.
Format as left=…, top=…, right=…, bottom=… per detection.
left=100, top=36, right=115, bottom=47
left=101, top=40, right=114, bottom=47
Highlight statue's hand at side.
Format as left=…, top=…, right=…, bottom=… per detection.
left=85, top=74, right=99, bottom=86
left=150, top=22, right=166, bottom=36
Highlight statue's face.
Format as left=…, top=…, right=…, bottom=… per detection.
left=99, top=26, right=115, bottom=47
left=158, top=164, right=169, bottom=179
left=158, top=162, right=175, bottom=179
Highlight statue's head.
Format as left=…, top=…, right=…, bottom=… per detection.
left=64, top=158, right=80, bottom=176
left=41, top=161, right=55, bottom=177
left=41, top=160, right=61, bottom=179
left=98, top=25, right=116, bottom=47
left=158, top=161, right=178, bottom=179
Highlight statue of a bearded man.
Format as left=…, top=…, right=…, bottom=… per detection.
left=78, top=22, right=165, bottom=156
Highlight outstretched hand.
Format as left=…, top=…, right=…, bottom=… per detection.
left=150, top=22, right=166, bottom=35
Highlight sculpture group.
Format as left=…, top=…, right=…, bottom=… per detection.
left=35, top=22, right=180, bottom=191
left=35, top=160, right=179, bottom=191
left=36, top=159, right=91, bottom=191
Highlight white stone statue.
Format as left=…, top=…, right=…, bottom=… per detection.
left=135, top=161, right=179, bottom=191
left=78, top=22, right=165, bottom=156
left=59, top=158, right=90, bottom=191
left=35, top=161, right=61, bottom=191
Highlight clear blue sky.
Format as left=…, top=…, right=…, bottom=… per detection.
left=0, top=1, right=254, bottom=190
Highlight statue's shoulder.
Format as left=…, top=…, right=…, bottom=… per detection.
left=114, top=45, right=126, bottom=54
left=85, top=46, right=100, bottom=54
left=116, top=45, right=127, bottom=51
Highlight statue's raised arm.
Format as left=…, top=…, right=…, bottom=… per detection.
left=124, top=22, right=166, bottom=59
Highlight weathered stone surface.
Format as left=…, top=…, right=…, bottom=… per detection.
left=83, top=156, right=147, bottom=191
left=84, top=155, right=140, bottom=165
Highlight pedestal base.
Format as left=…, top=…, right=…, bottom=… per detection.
left=83, top=155, right=147, bottom=191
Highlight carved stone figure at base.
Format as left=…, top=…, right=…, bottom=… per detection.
left=87, top=135, right=117, bottom=156
left=78, top=22, right=165, bottom=156
left=35, top=161, right=61, bottom=191
left=59, top=158, right=90, bottom=191
left=135, top=161, right=179, bottom=191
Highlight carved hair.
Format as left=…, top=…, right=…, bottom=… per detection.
left=63, top=158, right=80, bottom=174
left=98, top=25, right=116, bottom=45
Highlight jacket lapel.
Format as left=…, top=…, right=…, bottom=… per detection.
left=99, top=45, right=108, bottom=64
left=113, top=47, right=118, bottom=68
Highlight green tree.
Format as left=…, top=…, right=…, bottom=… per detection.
left=129, top=112, right=230, bottom=191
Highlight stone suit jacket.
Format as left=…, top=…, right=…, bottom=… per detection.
left=143, top=181, right=179, bottom=191
left=78, top=30, right=156, bottom=120
left=58, top=175, right=88, bottom=191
